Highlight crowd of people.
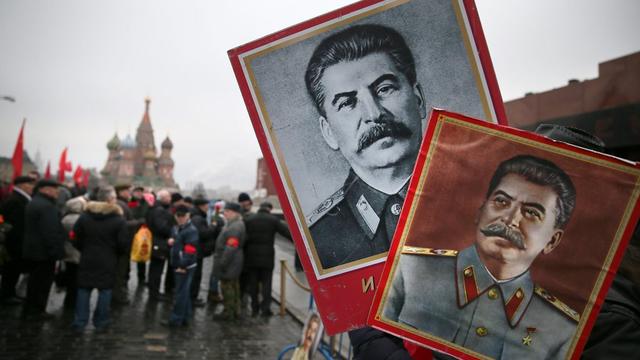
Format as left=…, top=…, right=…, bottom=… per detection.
left=0, top=175, right=292, bottom=332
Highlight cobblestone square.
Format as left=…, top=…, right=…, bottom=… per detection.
left=0, top=258, right=303, bottom=360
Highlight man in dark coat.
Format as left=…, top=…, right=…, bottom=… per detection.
left=212, top=202, right=246, bottom=321
left=237, top=192, right=253, bottom=312
left=22, top=179, right=66, bottom=319
left=0, top=176, right=35, bottom=305
left=146, top=189, right=174, bottom=301
left=162, top=205, right=199, bottom=327
left=189, top=198, right=217, bottom=306
left=244, top=202, right=291, bottom=316
left=71, top=186, right=127, bottom=331
left=112, top=183, right=144, bottom=305
left=207, top=201, right=226, bottom=303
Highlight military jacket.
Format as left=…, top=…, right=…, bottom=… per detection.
left=307, top=170, right=408, bottom=269
left=383, top=245, right=579, bottom=359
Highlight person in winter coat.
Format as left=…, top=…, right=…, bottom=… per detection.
left=22, top=179, right=66, bottom=319
left=60, top=195, right=87, bottom=308
left=112, top=183, right=144, bottom=305
left=0, top=176, right=35, bottom=305
left=237, top=192, right=253, bottom=311
left=212, top=202, right=246, bottom=321
left=162, top=205, right=199, bottom=327
left=130, top=186, right=150, bottom=284
left=189, top=198, right=218, bottom=306
left=244, top=202, right=291, bottom=316
left=146, top=189, right=174, bottom=301
left=71, top=186, right=127, bottom=332
left=207, top=201, right=226, bottom=303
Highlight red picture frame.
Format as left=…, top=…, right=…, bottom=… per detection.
left=229, top=0, right=506, bottom=334
left=368, top=109, right=640, bottom=359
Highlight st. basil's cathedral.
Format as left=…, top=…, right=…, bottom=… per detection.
left=101, top=98, right=176, bottom=188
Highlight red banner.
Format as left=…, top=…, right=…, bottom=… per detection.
left=44, top=161, right=51, bottom=180
left=73, top=165, right=83, bottom=185
left=11, top=119, right=25, bottom=182
left=57, top=147, right=72, bottom=183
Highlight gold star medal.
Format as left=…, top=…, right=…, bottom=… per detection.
left=522, top=327, right=536, bottom=346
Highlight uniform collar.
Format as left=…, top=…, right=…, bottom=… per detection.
left=343, top=170, right=409, bottom=239
left=455, top=245, right=534, bottom=327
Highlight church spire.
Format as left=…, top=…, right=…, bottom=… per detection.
left=136, top=97, right=155, bottom=148
left=135, top=97, right=157, bottom=177
left=142, top=97, right=151, bottom=124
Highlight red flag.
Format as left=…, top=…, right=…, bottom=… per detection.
left=73, top=165, right=83, bottom=185
left=82, top=170, right=90, bottom=188
left=11, top=119, right=26, bottom=182
left=44, top=161, right=51, bottom=179
left=57, top=147, right=73, bottom=182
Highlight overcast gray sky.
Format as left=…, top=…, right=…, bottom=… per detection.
left=1, top=0, right=638, bottom=190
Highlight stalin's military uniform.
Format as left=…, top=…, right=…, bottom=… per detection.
left=307, top=170, right=408, bottom=269
left=383, top=245, right=579, bottom=359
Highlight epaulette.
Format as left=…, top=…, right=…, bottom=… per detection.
left=401, top=246, right=458, bottom=257
left=306, top=188, right=345, bottom=226
left=534, top=286, right=580, bottom=322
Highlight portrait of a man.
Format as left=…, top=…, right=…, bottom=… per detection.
left=291, top=313, right=323, bottom=360
left=232, top=1, right=509, bottom=332
left=237, top=0, right=501, bottom=280
left=304, top=24, right=426, bottom=269
left=383, top=155, right=580, bottom=359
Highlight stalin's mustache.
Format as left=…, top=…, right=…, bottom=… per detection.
left=356, top=120, right=413, bottom=153
left=480, top=222, right=525, bottom=250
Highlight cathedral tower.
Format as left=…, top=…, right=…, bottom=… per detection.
left=135, top=97, right=157, bottom=177
left=101, top=97, right=177, bottom=188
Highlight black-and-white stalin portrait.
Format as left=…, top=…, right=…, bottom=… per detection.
left=383, top=155, right=580, bottom=359
left=304, top=25, right=427, bottom=269
left=246, top=0, right=491, bottom=275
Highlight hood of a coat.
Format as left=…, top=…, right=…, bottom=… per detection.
left=64, top=196, right=87, bottom=215
left=85, top=201, right=123, bottom=217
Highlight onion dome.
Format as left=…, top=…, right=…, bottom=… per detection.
left=107, top=133, right=120, bottom=150
left=121, top=134, right=136, bottom=149
left=161, top=136, right=173, bottom=150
